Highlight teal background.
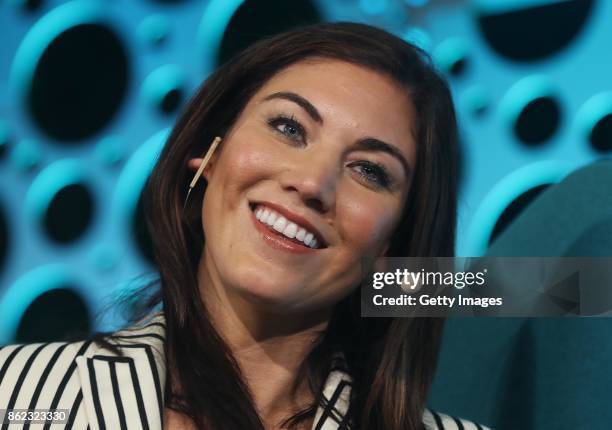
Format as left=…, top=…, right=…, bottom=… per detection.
left=1, top=1, right=611, bottom=428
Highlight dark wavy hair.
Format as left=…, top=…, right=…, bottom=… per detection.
left=94, top=21, right=459, bottom=429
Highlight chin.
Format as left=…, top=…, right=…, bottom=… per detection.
left=232, top=280, right=305, bottom=312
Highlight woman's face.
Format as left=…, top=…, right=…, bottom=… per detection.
left=194, top=59, right=417, bottom=315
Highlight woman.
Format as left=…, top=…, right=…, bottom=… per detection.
left=0, top=22, right=488, bottom=429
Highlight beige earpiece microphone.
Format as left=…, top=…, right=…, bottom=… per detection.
left=183, top=136, right=222, bottom=209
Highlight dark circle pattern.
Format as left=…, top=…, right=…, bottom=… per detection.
left=449, top=58, right=467, bottom=76
left=217, top=0, right=321, bottom=66
left=489, top=183, right=551, bottom=246
left=15, top=287, right=91, bottom=343
left=514, top=96, right=561, bottom=145
left=14, top=0, right=43, bottom=11
left=28, top=23, right=129, bottom=142
left=476, top=0, right=595, bottom=61
left=589, top=114, right=612, bottom=152
left=160, top=87, right=183, bottom=114
left=44, top=183, right=95, bottom=243
left=434, top=37, right=469, bottom=78
left=142, top=65, right=185, bottom=115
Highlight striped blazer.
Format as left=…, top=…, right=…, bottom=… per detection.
left=0, top=311, right=489, bottom=429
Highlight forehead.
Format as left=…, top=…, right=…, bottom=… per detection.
left=250, top=59, right=416, bottom=147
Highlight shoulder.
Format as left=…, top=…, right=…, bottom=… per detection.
left=0, top=339, right=96, bottom=411
left=0, top=312, right=166, bottom=404
left=423, top=408, right=492, bottom=430
left=0, top=314, right=163, bottom=414
left=0, top=338, right=95, bottom=376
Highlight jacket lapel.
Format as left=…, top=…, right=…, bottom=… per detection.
left=75, top=311, right=353, bottom=429
left=75, top=312, right=166, bottom=430
left=311, top=352, right=353, bottom=430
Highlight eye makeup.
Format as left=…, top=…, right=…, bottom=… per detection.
left=264, top=111, right=397, bottom=190
left=267, top=113, right=307, bottom=144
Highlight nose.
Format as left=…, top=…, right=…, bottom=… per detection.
left=279, top=150, right=338, bottom=213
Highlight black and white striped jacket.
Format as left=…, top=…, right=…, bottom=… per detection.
left=0, top=312, right=489, bottom=429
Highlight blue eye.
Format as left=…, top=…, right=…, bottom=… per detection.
left=350, top=161, right=393, bottom=189
left=267, top=114, right=306, bottom=143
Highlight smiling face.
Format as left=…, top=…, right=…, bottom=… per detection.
left=194, top=58, right=417, bottom=315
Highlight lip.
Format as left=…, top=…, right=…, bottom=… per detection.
left=250, top=205, right=322, bottom=254
left=248, top=200, right=328, bottom=248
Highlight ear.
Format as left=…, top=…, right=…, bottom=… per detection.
left=187, top=154, right=218, bottom=182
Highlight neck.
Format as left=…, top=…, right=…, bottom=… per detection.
left=197, top=248, right=331, bottom=427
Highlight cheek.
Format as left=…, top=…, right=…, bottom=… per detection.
left=220, top=132, right=282, bottom=187
left=339, top=198, right=396, bottom=251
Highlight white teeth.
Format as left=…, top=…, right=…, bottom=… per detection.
left=266, top=211, right=277, bottom=226
left=283, top=222, right=298, bottom=238
left=253, top=204, right=322, bottom=249
left=273, top=216, right=287, bottom=232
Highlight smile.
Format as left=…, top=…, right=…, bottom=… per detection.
left=255, top=205, right=320, bottom=248
left=249, top=202, right=327, bottom=253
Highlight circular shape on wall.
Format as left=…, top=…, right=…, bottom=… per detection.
left=0, top=264, right=94, bottom=343
left=198, top=0, right=321, bottom=74
left=10, top=1, right=130, bottom=143
left=9, top=0, right=43, bottom=11
left=473, top=0, right=595, bottom=61
left=515, top=96, right=561, bottom=145
left=25, top=159, right=95, bottom=244
left=500, top=75, right=562, bottom=146
left=465, top=160, right=576, bottom=256
left=433, top=37, right=469, bottom=77
left=142, top=65, right=185, bottom=115
left=113, top=129, right=168, bottom=265
left=44, top=183, right=94, bottom=243
left=16, top=287, right=91, bottom=343
left=590, top=115, right=612, bottom=152
left=137, top=14, right=169, bottom=46
left=489, top=183, right=551, bottom=245
left=575, top=92, right=612, bottom=153
left=217, top=0, right=321, bottom=66
left=589, top=115, right=612, bottom=152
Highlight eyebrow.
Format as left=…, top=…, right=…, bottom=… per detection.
left=262, top=91, right=412, bottom=177
left=262, top=91, right=323, bottom=124
left=352, top=138, right=412, bottom=177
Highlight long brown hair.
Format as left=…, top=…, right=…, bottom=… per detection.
left=97, top=21, right=459, bottom=429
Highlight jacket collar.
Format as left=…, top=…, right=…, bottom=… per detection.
left=76, top=311, right=352, bottom=430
